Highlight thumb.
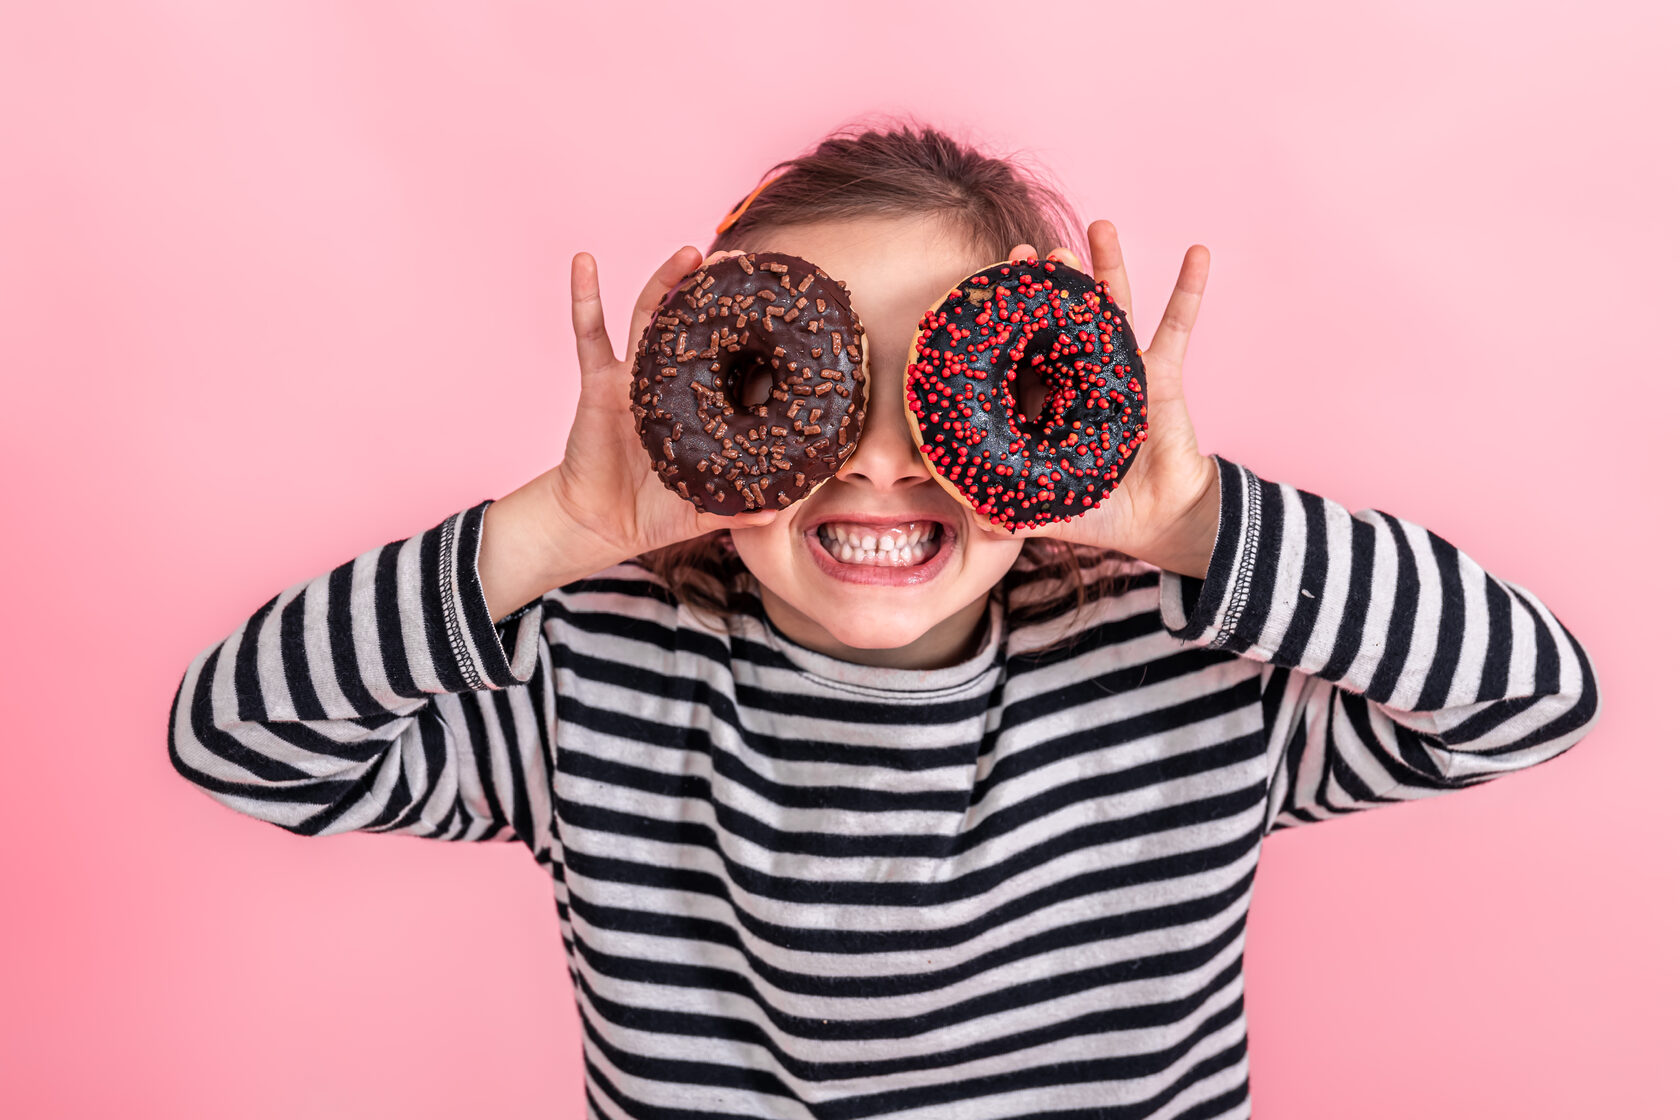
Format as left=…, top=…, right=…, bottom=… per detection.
left=696, top=507, right=780, bottom=532
left=623, top=245, right=704, bottom=361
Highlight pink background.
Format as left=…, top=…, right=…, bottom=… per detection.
left=3, top=2, right=1674, bottom=1116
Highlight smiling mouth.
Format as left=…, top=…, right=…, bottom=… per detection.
left=814, top=521, right=944, bottom=567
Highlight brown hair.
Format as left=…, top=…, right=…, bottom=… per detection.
left=634, top=114, right=1131, bottom=654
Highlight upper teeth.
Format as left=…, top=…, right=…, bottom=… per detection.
left=818, top=520, right=936, bottom=549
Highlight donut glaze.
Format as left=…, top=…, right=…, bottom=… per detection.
left=903, top=257, right=1147, bottom=531
left=631, top=252, right=868, bottom=515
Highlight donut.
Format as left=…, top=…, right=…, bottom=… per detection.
left=903, top=256, right=1148, bottom=531
left=630, top=251, right=869, bottom=515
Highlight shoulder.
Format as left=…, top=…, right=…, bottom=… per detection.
left=554, top=557, right=678, bottom=602
left=1005, top=539, right=1160, bottom=625
left=538, top=558, right=740, bottom=678
left=545, top=558, right=685, bottom=632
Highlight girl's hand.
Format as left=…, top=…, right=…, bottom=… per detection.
left=549, top=247, right=779, bottom=561
left=968, top=223, right=1221, bottom=579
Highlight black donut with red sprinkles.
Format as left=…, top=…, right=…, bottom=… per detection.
left=904, top=256, right=1148, bottom=531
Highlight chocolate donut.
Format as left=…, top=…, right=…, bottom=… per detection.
left=630, top=251, right=868, bottom=515
left=903, top=256, right=1147, bottom=531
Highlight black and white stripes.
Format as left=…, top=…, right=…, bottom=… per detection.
left=168, top=456, right=1599, bottom=1119
left=1159, top=457, right=1599, bottom=832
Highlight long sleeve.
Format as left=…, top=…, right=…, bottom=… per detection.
left=1158, top=456, right=1601, bottom=835
left=167, top=500, right=559, bottom=856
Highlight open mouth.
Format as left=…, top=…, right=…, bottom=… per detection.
left=815, top=520, right=943, bottom=566
left=803, top=517, right=956, bottom=585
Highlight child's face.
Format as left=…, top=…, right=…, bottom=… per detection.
left=727, top=215, right=1026, bottom=669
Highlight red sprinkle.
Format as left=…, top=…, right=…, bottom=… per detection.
left=904, top=257, right=1146, bottom=529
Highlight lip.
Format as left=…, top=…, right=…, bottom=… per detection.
left=802, top=514, right=957, bottom=587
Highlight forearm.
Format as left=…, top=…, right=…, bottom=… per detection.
left=480, top=469, right=630, bottom=623
left=1156, top=459, right=1599, bottom=832
left=1161, top=457, right=1599, bottom=725
left=168, top=500, right=556, bottom=841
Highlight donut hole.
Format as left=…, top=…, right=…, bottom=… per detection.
left=1014, top=363, right=1050, bottom=425
left=734, top=357, right=774, bottom=412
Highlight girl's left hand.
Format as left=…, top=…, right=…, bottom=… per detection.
left=972, top=221, right=1221, bottom=579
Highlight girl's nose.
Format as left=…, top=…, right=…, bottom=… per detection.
left=833, top=359, right=931, bottom=492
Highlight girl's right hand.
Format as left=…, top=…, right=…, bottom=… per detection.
left=549, top=246, right=779, bottom=563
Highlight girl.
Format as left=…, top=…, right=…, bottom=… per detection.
left=168, top=121, right=1600, bottom=1119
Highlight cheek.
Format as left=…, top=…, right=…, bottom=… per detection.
left=958, top=530, right=1026, bottom=580
left=728, top=523, right=796, bottom=571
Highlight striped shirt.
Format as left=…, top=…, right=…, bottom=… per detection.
left=167, top=456, right=1601, bottom=1119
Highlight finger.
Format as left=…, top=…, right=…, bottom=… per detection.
left=570, top=251, right=618, bottom=378
left=699, top=507, right=780, bottom=530
left=697, top=504, right=783, bottom=535
left=1145, top=245, right=1210, bottom=370
left=1045, top=246, right=1084, bottom=271
left=1005, top=242, right=1036, bottom=263
left=966, top=505, right=1015, bottom=539
left=624, top=245, right=703, bottom=358
left=1087, top=219, right=1133, bottom=322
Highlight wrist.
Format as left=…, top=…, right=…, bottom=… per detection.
left=1138, top=457, right=1221, bottom=579
left=479, top=472, right=625, bottom=623
left=539, top=468, right=639, bottom=583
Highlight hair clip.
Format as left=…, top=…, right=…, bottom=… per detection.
left=715, top=168, right=789, bottom=235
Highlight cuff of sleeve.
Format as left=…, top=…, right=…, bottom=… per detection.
left=437, top=500, right=545, bottom=689
left=1158, top=455, right=1265, bottom=650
